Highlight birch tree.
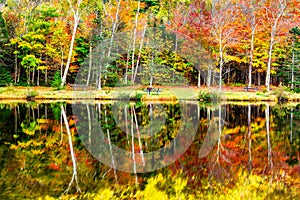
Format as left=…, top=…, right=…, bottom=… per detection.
left=61, top=0, right=83, bottom=87
left=210, top=0, right=237, bottom=91
left=264, top=0, right=287, bottom=91
left=97, top=0, right=121, bottom=90
left=242, top=0, right=262, bottom=87
left=130, top=0, right=140, bottom=82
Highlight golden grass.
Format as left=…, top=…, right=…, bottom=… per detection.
left=1, top=86, right=300, bottom=102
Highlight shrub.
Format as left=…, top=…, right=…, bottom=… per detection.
left=51, top=71, right=62, bottom=88
left=135, top=92, right=143, bottom=101
left=198, top=90, right=221, bottom=102
left=273, top=87, right=288, bottom=102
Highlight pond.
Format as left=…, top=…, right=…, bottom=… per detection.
left=0, top=101, right=299, bottom=199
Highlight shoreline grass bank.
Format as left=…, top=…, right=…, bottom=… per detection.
left=1, top=86, right=300, bottom=102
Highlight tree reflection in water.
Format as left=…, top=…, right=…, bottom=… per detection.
left=0, top=102, right=299, bottom=199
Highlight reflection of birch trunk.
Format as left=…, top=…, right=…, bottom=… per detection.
left=125, top=104, right=129, bottom=144
left=208, top=105, right=229, bottom=180
left=104, top=109, right=118, bottom=182
left=14, top=106, right=18, bottom=134
left=265, top=104, right=273, bottom=170
left=197, top=103, right=200, bottom=120
left=27, top=106, right=30, bottom=122
left=132, top=106, right=145, bottom=166
left=207, top=107, right=211, bottom=121
left=87, top=104, right=91, bottom=150
left=217, top=106, right=222, bottom=163
left=130, top=106, right=138, bottom=183
left=247, top=104, right=252, bottom=173
left=61, top=105, right=81, bottom=194
left=45, top=105, right=47, bottom=121
left=97, top=103, right=103, bottom=159
left=31, top=107, right=35, bottom=122
left=60, top=111, right=63, bottom=145
left=290, top=108, right=293, bottom=142
left=150, top=104, right=155, bottom=168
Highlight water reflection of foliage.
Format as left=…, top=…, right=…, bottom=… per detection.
left=0, top=102, right=300, bottom=199
left=78, top=102, right=183, bottom=153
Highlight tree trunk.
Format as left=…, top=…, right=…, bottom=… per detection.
left=248, top=25, right=256, bottom=87
left=207, top=63, right=212, bottom=87
left=37, top=69, right=39, bottom=86
left=61, top=19, right=79, bottom=87
left=86, top=37, right=93, bottom=86
left=14, top=53, right=18, bottom=84
left=102, top=0, right=121, bottom=88
left=291, top=38, right=295, bottom=89
left=32, top=68, right=35, bottom=85
left=133, top=23, right=147, bottom=83
left=227, top=64, right=230, bottom=85
left=218, top=32, right=223, bottom=92
left=60, top=48, right=64, bottom=79
left=265, top=1, right=286, bottom=91
left=61, top=0, right=82, bottom=87
left=97, top=22, right=103, bottom=90
left=198, top=68, right=201, bottom=88
left=131, top=1, right=140, bottom=82
left=27, top=68, right=30, bottom=85
left=125, top=40, right=131, bottom=85
left=265, top=30, right=275, bottom=91
left=150, top=53, right=154, bottom=88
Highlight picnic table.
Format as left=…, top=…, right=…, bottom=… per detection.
left=244, top=86, right=258, bottom=92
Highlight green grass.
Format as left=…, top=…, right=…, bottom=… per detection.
left=2, top=86, right=300, bottom=102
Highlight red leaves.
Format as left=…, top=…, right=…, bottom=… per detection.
left=48, top=163, right=60, bottom=171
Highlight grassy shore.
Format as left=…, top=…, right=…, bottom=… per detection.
left=1, top=86, right=300, bottom=102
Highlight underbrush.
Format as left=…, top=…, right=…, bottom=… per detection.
left=49, top=171, right=300, bottom=200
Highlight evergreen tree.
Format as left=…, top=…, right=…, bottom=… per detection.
left=0, top=11, right=13, bottom=86
left=277, top=27, right=300, bottom=90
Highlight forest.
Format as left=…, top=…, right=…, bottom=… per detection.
left=1, top=1, right=300, bottom=198
left=0, top=0, right=299, bottom=91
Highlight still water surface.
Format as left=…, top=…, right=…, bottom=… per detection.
left=0, top=101, right=299, bottom=199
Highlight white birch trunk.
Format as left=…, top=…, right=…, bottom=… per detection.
left=61, top=105, right=81, bottom=194
left=131, top=1, right=140, bottom=82
left=133, top=23, right=147, bottom=83
left=61, top=0, right=82, bottom=87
